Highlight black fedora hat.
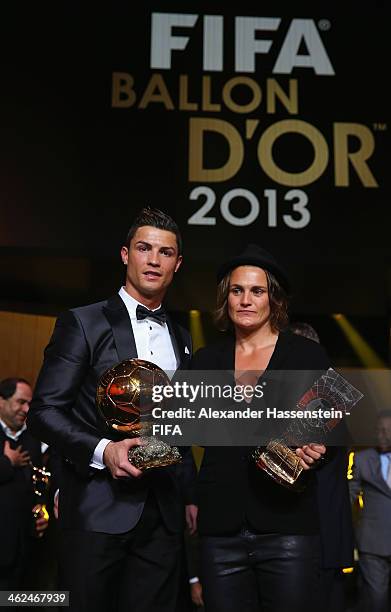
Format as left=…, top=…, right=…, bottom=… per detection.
left=216, top=244, right=290, bottom=292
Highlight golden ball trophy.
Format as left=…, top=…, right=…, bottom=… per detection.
left=96, top=358, right=181, bottom=470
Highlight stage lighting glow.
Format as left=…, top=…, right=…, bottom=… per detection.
left=332, top=314, right=385, bottom=368
left=189, top=309, right=206, bottom=352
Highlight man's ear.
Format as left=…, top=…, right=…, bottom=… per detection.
left=174, top=255, right=183, bottom=273
left=121, top=246, right=128, bottom=265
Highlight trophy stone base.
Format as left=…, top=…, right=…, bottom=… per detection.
left=253, top=440, right=304, bottom=491
left=128, top=436, right=182, bottom=470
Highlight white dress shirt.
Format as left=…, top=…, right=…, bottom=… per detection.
left=118, top=286, right=178, bottom=374
left=91, top=287, right=178, bottom=469
left=380, top=452, right=391, bottom=487
left=0, top=418, right=48, bottom=454
left=0, top=418, right=27, bottom=441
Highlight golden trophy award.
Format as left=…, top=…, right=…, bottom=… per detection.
left=96, top=358, right=182, bottom=470
left=253, top=440, right=305, bottom=491
left=253, top=368, right=363, bottom=491
left=31, top=465, right=51, bottom=535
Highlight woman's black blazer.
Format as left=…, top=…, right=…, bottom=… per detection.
left=191, top=330, right=354, bottom=569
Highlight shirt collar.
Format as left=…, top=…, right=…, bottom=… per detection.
left=0, top=417, right=26, bottom=441
left=118, top=287, right=162, bottom=320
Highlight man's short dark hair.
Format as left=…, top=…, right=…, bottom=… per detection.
left=125, top=207, right=182, bottom=255
left=0, top=377, right=30, bottom=399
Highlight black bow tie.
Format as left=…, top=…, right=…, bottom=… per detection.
left=136, top=304, right=167, bottom=325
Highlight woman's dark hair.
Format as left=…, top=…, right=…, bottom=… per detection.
left=125, top=207, right=182, bottom=255
left=215, top=268, right=289, bottom=333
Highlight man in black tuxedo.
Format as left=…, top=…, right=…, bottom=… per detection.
left=28, top=208, right=193, bottom=612
left=0, top=377, right=48, bottom=589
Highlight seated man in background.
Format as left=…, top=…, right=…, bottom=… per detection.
left=0, top=377, right=48, bottom=589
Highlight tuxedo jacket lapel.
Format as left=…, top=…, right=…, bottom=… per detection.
left=103, top=294, right=138, bottom=362
left=267, top=331, right=295, bottom=370
left=167, top=315, right=191, bottom=369
left=103, top=295, right=190, bottom=368
left=217, top=336, right=236, bottom=370
left=370, top=451, right=391, bottom=497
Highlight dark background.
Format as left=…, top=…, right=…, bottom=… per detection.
left=0, top=3, right=389, bottom=364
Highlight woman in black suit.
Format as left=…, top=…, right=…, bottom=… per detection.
left=190, top=244, right=353, bottom=612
